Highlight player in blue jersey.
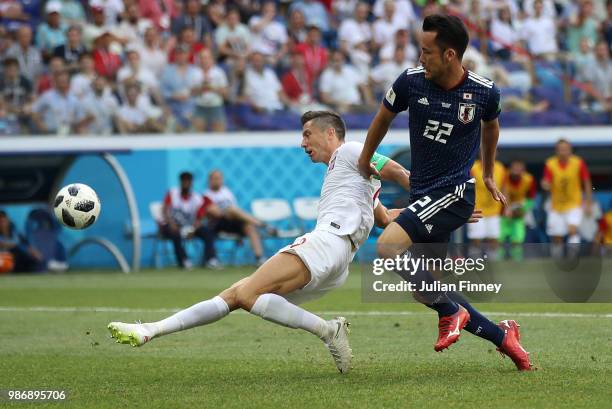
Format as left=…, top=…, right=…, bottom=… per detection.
left=358, top=14, right=531, bottom=370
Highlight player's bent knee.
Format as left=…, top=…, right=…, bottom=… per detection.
left=233, top=285, right=260, bottom=311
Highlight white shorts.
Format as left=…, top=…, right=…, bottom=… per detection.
left=547, top=207, right=583, bottom=237
left=278, top=230, right=354, bottom=305
left=467, top=215, right=501, bottom=240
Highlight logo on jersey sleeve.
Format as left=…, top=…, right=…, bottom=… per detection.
left=385, top=88, right=396, bottom=105
left=458, top=103, right=476, bottom=124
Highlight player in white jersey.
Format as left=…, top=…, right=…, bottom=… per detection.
left=107, top=111, right=411, bottom=374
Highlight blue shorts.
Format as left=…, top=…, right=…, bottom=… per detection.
left=395, top=180, right=475, bottom=244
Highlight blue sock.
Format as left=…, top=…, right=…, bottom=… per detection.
left=396, top=267, right=459, bottom=317
left=448, top=292, right=504, bottom=347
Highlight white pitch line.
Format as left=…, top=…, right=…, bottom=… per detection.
left=0, top=306, right=611, bottom=318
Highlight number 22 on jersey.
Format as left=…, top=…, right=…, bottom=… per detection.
left=423, top=120, right=454, bottom=144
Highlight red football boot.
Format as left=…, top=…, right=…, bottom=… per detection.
left=497, top=320, right=532, bottom=371
left=434, top=305, right=470, bottom=352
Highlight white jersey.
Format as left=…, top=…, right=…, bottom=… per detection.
left=315, top=141, right=381, bottom=249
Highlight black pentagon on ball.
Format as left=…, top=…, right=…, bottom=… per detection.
left=61, top=208, right=76, bottom=227
left=54, top=195, right=64, bottom=208
left=68, top=185, right=80, bottom=196
left=74, top=200, right=95, bottom=212
left=83, top=215, right=96, bottom=228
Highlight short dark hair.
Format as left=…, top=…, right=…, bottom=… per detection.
left=300, top=111, right=346, bottom=141
left=3, top=57, right=18, bottom=68
left=556, top=138, right=571, bottom=147
left=180, top=171, right=193, bottom=181
left=422, top=14, right=469, bottom=59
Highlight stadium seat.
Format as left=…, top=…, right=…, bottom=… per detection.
left=251, top=199, right=301, bottom=255
left=293, top=197, right=319, bottom=233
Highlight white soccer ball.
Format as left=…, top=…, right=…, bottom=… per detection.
left=53, top=183, right=101, bottom=229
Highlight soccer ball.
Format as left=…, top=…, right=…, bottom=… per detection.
left=53, top=183, right=101, bottom=229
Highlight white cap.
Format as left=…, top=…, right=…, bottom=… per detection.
left=45, top=1, right=62, bottom=14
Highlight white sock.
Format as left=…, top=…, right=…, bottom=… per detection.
left=250, top=293, right=331, bottom=340
left=146, top=296, right=229, bottom=337
left=567, top=234, right=581, bottom=244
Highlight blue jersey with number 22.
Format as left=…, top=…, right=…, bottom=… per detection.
left=383, top=66, right=501, bottom=196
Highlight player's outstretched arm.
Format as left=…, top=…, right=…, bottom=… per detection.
left=358, top=104, right=397, bottom=179
left=481, top=118, right=508, bottom=208
left=378, top=158, right=411, bottom=191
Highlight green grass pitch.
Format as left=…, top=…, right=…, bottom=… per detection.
left=0, top=266, right=610, bottom=409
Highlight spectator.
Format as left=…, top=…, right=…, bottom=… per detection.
left=36, top=55, right=65, bottom=95
left=81, top=75, right=119, bottom=134
left=82, top=2, right=111, bottom=49
left=139, top=0, right=178, bottom=31
left=319, top=50, right=373, bottom=113
left=338, top=2, right=372, bottom=53
left=572, top=37, right=595, bottom=76
left=6, top=25, right=43, bottom=83
left=215, top=7, right=251, bottom=63
left=522, top=0, right=556, bottom=18
left=117, top=81, right=165, bottom=133
left=133, top=26, right=167, bottom=77
left=115, top=1, right=152, bottom=48
left=0, top=210, right=43, bottom=272
left=287, top=8, right=307, bottom=44
left=379, top=28, right=417, bottom=64
left=57, top=0, right=86, bottom=24
left=370, top=46, right=409, bottom=95
left=468, top=156, right=507, bottom=260
left=192, top=49, right=228, bottom=132
left=0, top=58, right=33, bottom=130
left=0, top=97, right=21, bottom=135
left=567, top=0, right=598, bottom=55
left=372, top=0, right=409, bottom=50
left=281, top=51, right=314, bottom=110
left=169, top=26, right=205, bottom=63
left=204, top=170, right=269, bottom=266
left=243, top=51, right=288, bottom=113
left=35, top=1, right=66, bottom=60
left=577, top=41, right=612, bottom=111
left=290, top=0, right=330, bottom=32
left=334, top=0, right=360, bottom=20
left=31, top=70, right=85, bottom=134
left=227, top=55, right=247, bottom=104
left=521, top=0, right=558, bottom=59
left=205, top=1, right=224, bottom=29
left=372, top=0, right=416, bottom=27
left=160, top=44, right=201, bottom=131
left=53, top=25, right=86, bottom=74
left=490, top=7, right=519, bottom=60
left=161, top=172, right=218, bottom=269
left=595, top=204, right=612, bottom=246
left=348, top=38, right=372, bottom=80
left=171, top=0, right=212, bottom=47
left=117, top=47, right=161, bottom=105
left=294, top=25, right=328, bottom=83
left=500, top=160, right=537, bottom=261
left=90, top=0, right=125, bottom=26
left=70, top=53, right=96, bottom=101
left=602, top=0, right=612, bottom=53
left=248, top=1, right=288, bottom=65
left=542, top=139, right=593, bottom=250
left=92, top=31, right=122, bottom=80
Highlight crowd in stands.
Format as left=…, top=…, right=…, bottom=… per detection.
left=0, top=0, right=611, bottom=135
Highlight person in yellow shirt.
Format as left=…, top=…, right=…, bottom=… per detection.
left=468, top=158, right=507, bottom=258
left=541, top=139, right=592, bottom=246
left=595, top=205, right=612, bottom=255
left=501, top=160, right=536, bottom=260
